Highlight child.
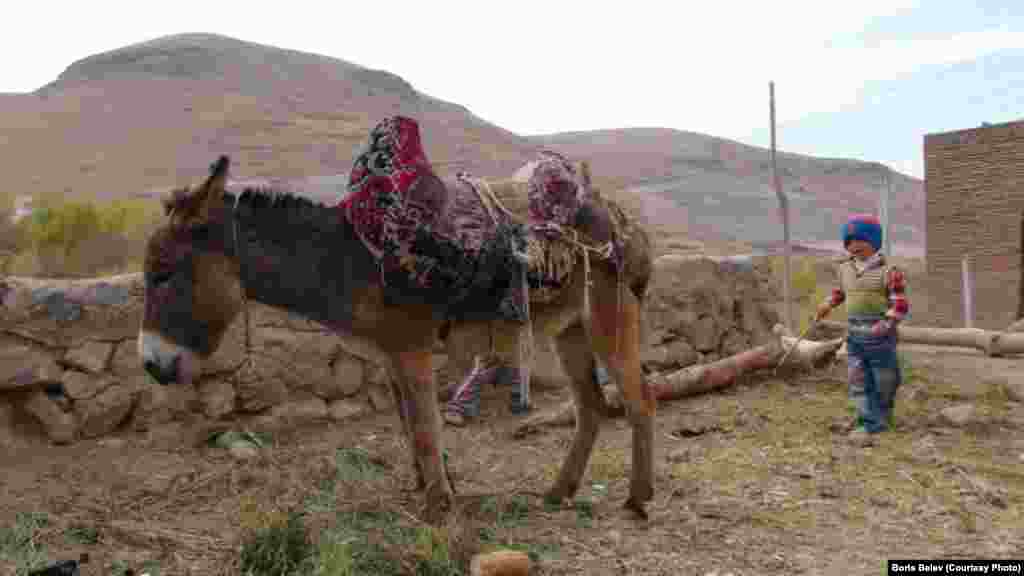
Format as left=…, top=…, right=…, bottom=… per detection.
left=816, top=214, right=909, bottom=446
left=444, top=353, right=528, bottom=426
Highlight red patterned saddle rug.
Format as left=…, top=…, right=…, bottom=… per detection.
left=338, top=116, right=529, bottom=323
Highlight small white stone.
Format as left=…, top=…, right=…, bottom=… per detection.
left=229, top=440, right=259, bottom=461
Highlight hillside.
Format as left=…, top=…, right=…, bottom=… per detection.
left=0, top=32, right=922, bottom=253
left=531, top=128, right=924, bottom=255
left=0, top=33, right=540, bottom=201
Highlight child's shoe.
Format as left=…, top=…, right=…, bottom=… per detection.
left=847, top=427, right=877, bottom=447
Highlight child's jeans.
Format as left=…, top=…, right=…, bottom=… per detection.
left=446, top=358, right=528, bottom=417
left=847, top=315, right=902, bottom=433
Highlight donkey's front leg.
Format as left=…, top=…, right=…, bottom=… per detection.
left=548, top=321, right=605, bottom=504
left=387, top=374, right=425, bottom=490
left=392, top=348, right=453, bottom=522
left=592, top=278, right=656, bottom=518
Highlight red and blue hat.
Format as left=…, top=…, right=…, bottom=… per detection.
left=842, top=213, right=882, bottom=252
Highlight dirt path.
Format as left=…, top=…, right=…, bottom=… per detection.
left=2, top=348, right=1023, bottom=575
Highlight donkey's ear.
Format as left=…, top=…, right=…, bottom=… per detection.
left=578, top=160, right=593, bottom=189
left=194, top=155, right=230, bottom=220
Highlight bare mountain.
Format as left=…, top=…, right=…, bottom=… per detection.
left=1, top=32, right=541, bottom=204
left=0, top=33, right=921, bottom=253
left=531, top=128, right=924, bottom=256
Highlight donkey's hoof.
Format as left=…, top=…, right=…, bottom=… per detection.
left=543, top=492, right=565, bottom=509
left=623, top=497, right=649, bottom=520
left=423, top=489, right=454, bottom=524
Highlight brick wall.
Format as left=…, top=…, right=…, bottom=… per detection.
left=924, top=120, right=1024, bottom=329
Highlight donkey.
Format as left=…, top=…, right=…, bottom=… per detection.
left=138, top=154, right=656, bottom=521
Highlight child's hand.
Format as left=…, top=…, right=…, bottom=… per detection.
left=815, top=303, right=832, bottom=321
left=870, top=319, right=894, bottom=337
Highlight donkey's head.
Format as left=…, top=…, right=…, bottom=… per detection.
left=138, top=156, right=244, bottom=386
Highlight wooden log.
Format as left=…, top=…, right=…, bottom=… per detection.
left=514, top=326, right=843, bottom=433
left=818, top=320, right=1024, bottom=356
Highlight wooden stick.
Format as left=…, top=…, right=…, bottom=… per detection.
left=817, top=320, right=1024, bottom=357
left=515, top=326, right=843, bottom=433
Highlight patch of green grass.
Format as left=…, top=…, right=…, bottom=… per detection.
left=312, top=533, right=356, bottom=576
left=110, top=559, right=133, bottom=576
left=63, top=523, right=100, bottom=546
left=573, top=498, right=594, bottom=528
left=0, top=511, right=50, bottom=576
left=412, top=526, right=460, bottom=576
left=307, top=511, right=409, bottom=576
left=334, top=447, right=385, bottom=484
left=239, top=510, right=314, bottom=576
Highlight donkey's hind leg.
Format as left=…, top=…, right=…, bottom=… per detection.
left=591, top=278, right=656, bottom=518
left=546, top=321, right=606, bottom=504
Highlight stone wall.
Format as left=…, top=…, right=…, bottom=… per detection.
left=924, top=120, right=1024, bottom=329
left=0, top=253, right=780, bottom=445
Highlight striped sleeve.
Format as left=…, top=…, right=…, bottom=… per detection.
left=825, top=287, right=846, bottom=308
left=885, top=267, right=909, bottom=322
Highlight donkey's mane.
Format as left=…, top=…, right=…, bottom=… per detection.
left=222, top=185, right=344, bottom=236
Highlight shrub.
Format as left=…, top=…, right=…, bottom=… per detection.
left=3, top=194, right=163, bottom=277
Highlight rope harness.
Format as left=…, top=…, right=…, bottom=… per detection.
left=459, top=173, right=628, bottom=361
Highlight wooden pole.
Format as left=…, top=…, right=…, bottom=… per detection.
left=962, top=255, right=974, bottom=329
left=884, top=168, right=893, bottom=257
left=770, top=81, right=794, bottom=333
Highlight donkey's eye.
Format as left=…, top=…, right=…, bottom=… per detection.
left=150, top=270, right=173, bottom=287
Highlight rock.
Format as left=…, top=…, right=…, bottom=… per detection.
left=130, top=384, right=196, bottom=431
left=318, top=352, right=364, bottom=400
left=98, top=437, right=127, bottom=449
left=144, top=420, right=207, bottom=451
left=940, top=404, right=976, bottom=427
left=229, top=440, right=260, bottom=461
left=0, top=345, right=63, bottom=390
left=110, top=340, right=141, bottom=376
left=268, top=395, right=328, bottom=423
left=235, top=375, right=289, bottom=412
left=668, top=339, right=699, bottom=368
left=642, top=339, right=698, bottom=371
left=0, top=400, right=20, bottom=448
left=22, top=390, right=76, bottom=444
left=197, top=378, right=235, bottom=419
left=63, top=341, right=115, bottom=374
left=74, top=384, right=137, bottom=438
left=470, top=550, right=530, bottom=576
left=33, top=289, right=82, bottom=322
left=692, top=315, right=718, bottom=353
left=719, top=329, right=751, bottom=358
left=1001, top=377, right=1024, bottom=403
left=80, top=282, right=131, bottom=306
left=328, top=398, right=371, bottom=421
left=61, top=370, right=114, bottom=400
left=641, top=345, right=673, bottom=370
left=647, top=329, right=673, bottom=346
left=667, top=447, right=690, bottom=463
left=366, top=382, right=394, bottom=412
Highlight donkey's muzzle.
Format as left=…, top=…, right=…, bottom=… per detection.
left=143, top=357, right=179, bottom=386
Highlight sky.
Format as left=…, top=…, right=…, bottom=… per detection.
left=3, top=0, right=1022, bottom=179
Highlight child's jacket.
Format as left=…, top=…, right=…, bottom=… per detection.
left=824, top=253, right=910, bottom=323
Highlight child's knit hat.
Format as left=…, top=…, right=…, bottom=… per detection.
left=842, top=213, right=882, bottom=251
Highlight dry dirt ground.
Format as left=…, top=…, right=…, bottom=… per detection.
left=2, top=341, right=1023, bottom=576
